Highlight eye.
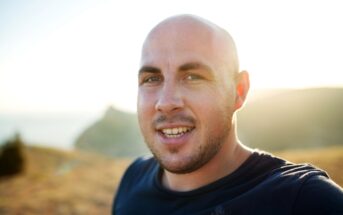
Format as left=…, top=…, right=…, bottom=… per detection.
left=185, top=74, right=202, bottom=81
left=146, top=76, right=161, bottom=82
left=141, top=75, right=162, bottom=85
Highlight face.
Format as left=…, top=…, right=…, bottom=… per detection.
left=137, top=20, right=238, bottom=174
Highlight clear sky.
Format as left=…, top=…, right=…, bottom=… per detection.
left=1, top=0, right=342, bottom=114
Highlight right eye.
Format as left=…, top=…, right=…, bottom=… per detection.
left=141, top=75, right=162, bottom=85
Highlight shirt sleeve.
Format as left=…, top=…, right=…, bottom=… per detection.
left=293, top=175, right=343, bottom=215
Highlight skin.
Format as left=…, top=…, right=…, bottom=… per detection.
left=137, top=15, right=252, bottom=191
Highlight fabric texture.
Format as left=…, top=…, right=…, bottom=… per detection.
left=112, top=151, right=343, bottom=215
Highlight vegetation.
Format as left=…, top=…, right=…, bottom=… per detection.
left=75, top=106, right=149, bottom=157
left=0, top=146, right=130, bottom=214
left=237, top=88, right=343, bottom=150
left=0, top=145, right=342, bottom=214
left=0, top=133, right=26, bottom=177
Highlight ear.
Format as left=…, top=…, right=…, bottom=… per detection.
left=234, top=70, right=250, bottom=110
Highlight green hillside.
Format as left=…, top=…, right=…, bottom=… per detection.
left=237, top=88, right=343, bottom=150
left=75, top=107, right=149, bottom=157
left=75, top=88, right=343, bottom=157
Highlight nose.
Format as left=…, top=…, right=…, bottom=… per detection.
left=155, top=82, right=184, bottom=113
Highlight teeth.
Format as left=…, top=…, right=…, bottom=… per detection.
left=172, top=128, right=178, bottom=134
left=161, top=127, right=191, bottom=138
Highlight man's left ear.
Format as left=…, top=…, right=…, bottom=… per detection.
left=234, top=70, right=250, bottom=110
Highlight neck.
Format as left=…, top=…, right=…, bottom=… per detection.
left=161, top=123, right=252, bottom=192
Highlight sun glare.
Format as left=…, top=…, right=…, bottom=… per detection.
left=0, top=1, right=342, bottom=114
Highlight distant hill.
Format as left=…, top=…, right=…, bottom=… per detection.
left=237, top=87, right=343, bottom=150
left=75, top=107, right=149, bottom=157
left=75, top=88, right=343, bottom=157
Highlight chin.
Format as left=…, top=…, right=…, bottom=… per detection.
left=157, top=153, right=204, bottom=174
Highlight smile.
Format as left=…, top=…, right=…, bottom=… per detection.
left=160, top=127, right=194, bottom=138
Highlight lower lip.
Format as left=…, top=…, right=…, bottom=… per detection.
left=157, top=129, right=194, bottom=147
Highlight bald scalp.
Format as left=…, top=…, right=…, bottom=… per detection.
left=142, top=14, right=240, bottom=78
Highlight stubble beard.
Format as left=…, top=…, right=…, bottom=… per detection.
left=144, top=113, right=232, bottom=175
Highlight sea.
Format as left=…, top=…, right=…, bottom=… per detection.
left=0, top=112, right=100, bottom=150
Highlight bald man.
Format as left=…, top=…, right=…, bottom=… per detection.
left=113, top=15, right=343, bottom=215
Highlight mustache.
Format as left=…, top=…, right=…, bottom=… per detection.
left=153, top=114, right=196, bottom=127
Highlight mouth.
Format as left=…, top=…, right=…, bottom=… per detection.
left=158, top=127, right=194, bottom=138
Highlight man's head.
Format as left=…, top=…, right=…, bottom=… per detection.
left=137, top=14, right=249, bottom=174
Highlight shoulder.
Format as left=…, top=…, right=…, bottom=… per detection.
left=261, top=152, right=331, bottom=192
left=251, top=152, right=343, bottom=213
left=293, top=174, right=343, bottom=214
left=258, top=152, right=343, bottom=214
left=251, top=151, right=327, bottom=184
left=254, top=150, right=328, bottom=181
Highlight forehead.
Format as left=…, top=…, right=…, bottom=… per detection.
left=141, top=19, right=225, bottom=68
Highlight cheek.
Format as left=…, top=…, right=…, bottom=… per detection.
left=138, top=90, right=151, bottom=109
left=193, top=91, right=235, bottom=125
left=187, top=86, right=233, bottom=111
left=137, top=91, right=156, bottom=127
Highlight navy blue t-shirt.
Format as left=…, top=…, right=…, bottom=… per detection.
left=113, top=151, right=343, bottom=214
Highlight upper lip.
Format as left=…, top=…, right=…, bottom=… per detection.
left=155, top=123, right=195, bottom=131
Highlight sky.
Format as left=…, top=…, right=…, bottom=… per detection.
left=1, top=0, right=342, bottom=114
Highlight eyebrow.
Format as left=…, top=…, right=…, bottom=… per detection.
left=179, top=62, right=212, bottom=72
left=138, top=66, right=161, bottom=75
left=138, top=62, right=213, bottom=75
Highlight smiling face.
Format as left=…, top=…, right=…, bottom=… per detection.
left=137, top=16, right=240, bottom=174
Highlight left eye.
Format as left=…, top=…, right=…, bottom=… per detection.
left=186, top=74, right=201, bottom=80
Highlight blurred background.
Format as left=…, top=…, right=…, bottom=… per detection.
left=1, top=0, right=342, bottom=214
